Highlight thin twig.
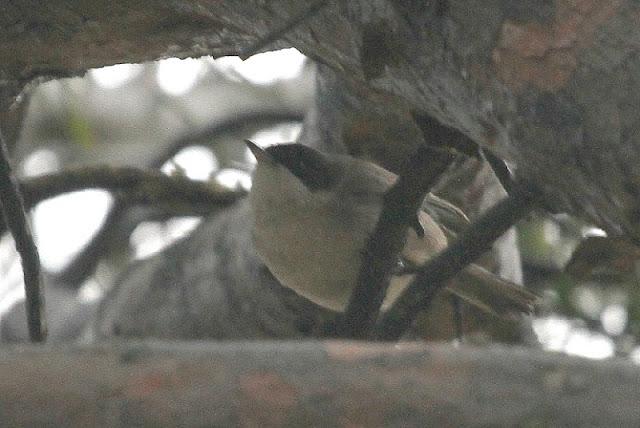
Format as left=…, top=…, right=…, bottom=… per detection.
left=0, top=130, right=46, bottom=342
left=338, top=147, right=456, bottom=339
left=373, top=186, right=538, bottom=341
left=239, top=0, right=330, bottom=59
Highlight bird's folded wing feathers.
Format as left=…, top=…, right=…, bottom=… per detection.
left=336, top=156, right=538, bottom=318
left=401, top=213, right=538, bottom=318
left=422, top=193, right=470, bottom=236
left=445, top=264, right=538, bottom=317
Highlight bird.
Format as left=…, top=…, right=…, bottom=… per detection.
left=245, top=140, right=537, bottom=317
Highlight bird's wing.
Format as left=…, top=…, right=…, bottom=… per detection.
left=446, top=264, right=539, bottom=317
left=334, top=156, right=397, bottom=197
left=394, top=212, right=539, bottom=318
left=401, top=211, right=449, bottom=266
left=422, top=193, right=470, bottom=236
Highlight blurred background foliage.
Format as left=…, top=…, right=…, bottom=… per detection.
left=1, top=49, right=639, bottom=362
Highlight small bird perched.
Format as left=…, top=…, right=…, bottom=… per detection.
left=246, top=140, right=537, bottom=316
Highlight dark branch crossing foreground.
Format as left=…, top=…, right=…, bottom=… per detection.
left=0, top=130, right=45, bottom=342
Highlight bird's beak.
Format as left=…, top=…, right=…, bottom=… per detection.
left=245, top=140, right=273, bottom=164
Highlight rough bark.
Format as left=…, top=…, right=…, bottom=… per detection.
left=1, top=340, right=639, bottom=427
left=2, top=1, right=640, bottom=237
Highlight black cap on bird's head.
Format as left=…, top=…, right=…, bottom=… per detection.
left=245, top=140, right=335, bottom=191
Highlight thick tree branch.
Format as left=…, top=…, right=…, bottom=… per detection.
left=17, top=166, right=245, bottom=214
left=239, top=0, right=331, bottom=59
left=0, top=130, right=45, bottom=342
left=375, top=186, right=539, bottom=341
left=0, top=167, right=246, bottom=280
left=2, top=341, right=640, bottom=427
left=339, top=147, right=456, bottom=339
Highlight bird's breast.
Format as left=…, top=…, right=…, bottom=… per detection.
left=252, top=199, right=375, bottom=312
